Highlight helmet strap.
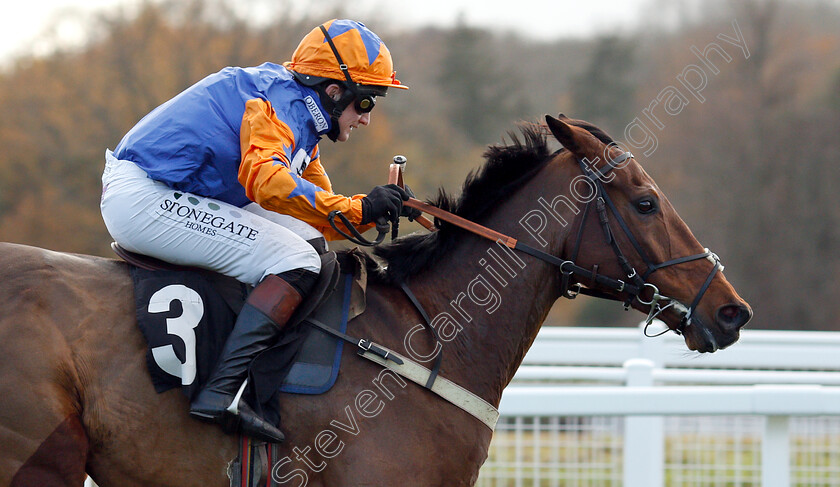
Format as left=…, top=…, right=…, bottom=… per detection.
left=319, top=25, right=357, bottom=88
left=318, top=23, right=363, bottom=140
left=315, top=83, right=355, bottom=142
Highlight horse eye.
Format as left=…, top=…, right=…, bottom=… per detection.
left=636, top=198, right=657, bottom=214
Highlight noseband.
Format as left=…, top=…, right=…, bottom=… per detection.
left=554, top=152, right=723, bottom=335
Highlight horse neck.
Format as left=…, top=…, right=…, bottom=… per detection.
left=407, top=173, right=571, bottom=407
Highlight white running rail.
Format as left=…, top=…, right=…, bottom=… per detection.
left=486, top=323, right=840, bottom=487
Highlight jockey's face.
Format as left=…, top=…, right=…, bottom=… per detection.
left=326, top=83, right=371, bottom=143
left=335, top=99, right=370, bottom=142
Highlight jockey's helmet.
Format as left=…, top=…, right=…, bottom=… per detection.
left=286, top=19, right=408, bottom=92
left=285, top=19, right=407, bottom=139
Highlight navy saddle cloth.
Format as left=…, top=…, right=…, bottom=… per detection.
left=129, top=249, right=367, bottom=425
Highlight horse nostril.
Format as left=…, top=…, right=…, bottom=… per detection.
left=716, top=303, right=752, bottom=331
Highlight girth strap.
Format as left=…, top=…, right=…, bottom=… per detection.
left=357, top=345, right=500, bottom=431
left=305, top=301, right=497, bottom=431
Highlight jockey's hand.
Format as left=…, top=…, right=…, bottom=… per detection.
left=400, top=185, right=422, bottom=221
left=361, top=184, right=408, bottom=225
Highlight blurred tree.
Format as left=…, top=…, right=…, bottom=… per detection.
left=437, top=18, right=524, bottom=145
left=570, top=35, right=638, bottom=133
left=830, top=68, right=840, bottom=111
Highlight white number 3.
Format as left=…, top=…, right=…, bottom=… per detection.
left=148, top=284, right=204, bottom=386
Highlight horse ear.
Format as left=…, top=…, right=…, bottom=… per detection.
left=545, top=115, right=582, bottom=154
left=557, top=113, right=570, bottom=120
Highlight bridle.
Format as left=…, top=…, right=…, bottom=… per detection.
left=331, top=150, right=724, bottom=337
left=554, top=151, right=724, bottom=336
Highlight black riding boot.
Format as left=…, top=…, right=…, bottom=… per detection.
left=189, top=273, right=311, bottom=443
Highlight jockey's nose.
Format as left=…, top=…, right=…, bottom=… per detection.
left=359, top=112, right=371, bottom=125
left=715, top=303, right=752, bottom=333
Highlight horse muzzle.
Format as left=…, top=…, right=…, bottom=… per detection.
left=642, top=288, right=752, bottom=352
left=716, top=302, right=753, bottom=335
left=680, top=301, right=752, bottom=353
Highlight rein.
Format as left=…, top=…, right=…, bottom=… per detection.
left=328, top=210, right=390, bottom=246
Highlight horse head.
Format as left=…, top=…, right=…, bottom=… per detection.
left=544, top=114, right=752, bottom=352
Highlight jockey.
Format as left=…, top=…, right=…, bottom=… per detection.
left=100, top=19, right=414, bottom=443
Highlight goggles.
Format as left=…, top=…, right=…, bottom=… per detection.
left=354, top=93, right=376, bottom=113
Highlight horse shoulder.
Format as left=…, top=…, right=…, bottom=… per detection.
left=276, top=281, right=493, bottom=484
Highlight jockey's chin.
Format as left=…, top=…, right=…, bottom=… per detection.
left=335, top=107, right=370, bottom=142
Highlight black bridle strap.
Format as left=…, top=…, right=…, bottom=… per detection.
left=591, top=193, right=646, bottom=302
left=382, top=149, right=721, bottom=340
left=398, top=281, right=443, bottom=389
left=593, top=178, right=654, bottom=269
left=514, top=241, right=642, bottom=297
left=567, top=153, right=726, bottom=325
left=579, top=159, right=650, bottom=300
left=569, top=198, right=591, bottom=262
left=593, top=150, right=633, bottom=179
left=684, top=257, right=722, bottom=323
left=642, top=251, right=714, bottom=280
left=560, top=201, right=591, bottom=297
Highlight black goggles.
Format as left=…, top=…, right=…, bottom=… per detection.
left=354, top=93, right=376, bottom=113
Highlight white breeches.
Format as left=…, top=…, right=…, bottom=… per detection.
left=100, top=150, right=322, bottom=286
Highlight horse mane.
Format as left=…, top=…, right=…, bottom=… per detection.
left=370, top=118, right=614, bottom=284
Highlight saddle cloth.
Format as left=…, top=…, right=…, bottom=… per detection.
left=128, top=248, right=369, bottom=426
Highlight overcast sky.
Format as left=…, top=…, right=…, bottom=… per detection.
left=0, top=0, right=661, bottom=65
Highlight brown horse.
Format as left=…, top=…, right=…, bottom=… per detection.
left=0, top=115, right=751, bottom=486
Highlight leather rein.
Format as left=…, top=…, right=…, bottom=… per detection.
left=331, top=151, right=723, bottom=337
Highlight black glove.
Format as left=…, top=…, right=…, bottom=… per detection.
left=360, top=184, right=409, bottom=225
left=400, top=185, right=422, bottom=221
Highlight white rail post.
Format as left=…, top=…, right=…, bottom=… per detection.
left=762, top=416, right=790, bottom=487
left=623, top=359, right=664, bottom=487
left=637, top=321, right=668, bottom=367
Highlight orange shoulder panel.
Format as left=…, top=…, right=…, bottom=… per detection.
left=239, top=99, right=370, bottom=236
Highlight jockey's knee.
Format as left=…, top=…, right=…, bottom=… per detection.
left=261, top=242, right=321, bottom=291
left=293, top=245, right=322, bottom=275
left=275, top=267, right=319, bottom=297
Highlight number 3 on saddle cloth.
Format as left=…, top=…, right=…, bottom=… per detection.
left=119, top=244, right=368, bottom=429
